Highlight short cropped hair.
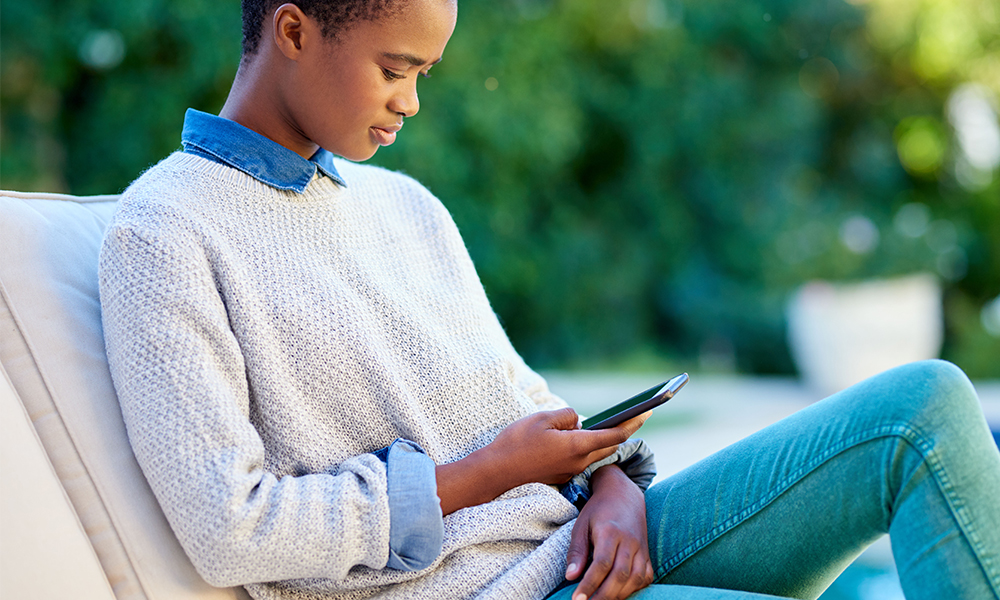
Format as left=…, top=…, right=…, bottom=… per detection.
left=241, top=0, right=398, bottom=56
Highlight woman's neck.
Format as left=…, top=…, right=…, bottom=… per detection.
left=219, top=55, right=320, bottom=160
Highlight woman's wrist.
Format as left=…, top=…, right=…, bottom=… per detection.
left=435, top=445, right=519, bottom=515
left=589, top=464, right=635, bottom=498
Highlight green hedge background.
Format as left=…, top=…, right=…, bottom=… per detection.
left=2, top=0, right=999, bottom=376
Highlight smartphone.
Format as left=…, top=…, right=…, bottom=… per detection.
left=581, top=373, right=689, bottom=430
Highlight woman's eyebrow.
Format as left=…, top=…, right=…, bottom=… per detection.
left=381, top=52, right=443, bottom=67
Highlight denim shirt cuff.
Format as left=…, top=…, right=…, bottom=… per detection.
left=377, top=439, right=444, bottom=571
left=559, top=439, right=657, bottom=509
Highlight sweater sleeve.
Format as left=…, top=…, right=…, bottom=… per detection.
left=504, top=345, right=572, bottom=412
left=558, top=439, right=657, bottom=508
left=404, top=175, right=571, bottom=415
left=99, top=221, right=440, bottom=586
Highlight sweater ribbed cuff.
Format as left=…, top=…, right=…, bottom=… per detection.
left=559, top=439, right=657, bottom=509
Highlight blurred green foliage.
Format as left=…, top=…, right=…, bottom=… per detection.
left=2, top=0, right=999, bottom=375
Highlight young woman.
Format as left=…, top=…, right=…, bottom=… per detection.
left=97, top=1, right=1000, bottom=599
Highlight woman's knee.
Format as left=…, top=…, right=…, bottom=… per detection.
left=817, top=359, right=982, bottom=446
left=912, top=359, right=973, bottom=391
left=897, top=359, right=976, bottom=410
left=869, top=359, right=983, bottom=438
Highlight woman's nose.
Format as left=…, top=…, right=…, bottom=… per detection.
left=389, top=82, right=419, bottom=118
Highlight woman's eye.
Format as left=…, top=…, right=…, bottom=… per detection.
left=381, top=67, right=405, bottom=81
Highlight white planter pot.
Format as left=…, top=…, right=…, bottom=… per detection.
left=786, top=273, right=943, bottom=396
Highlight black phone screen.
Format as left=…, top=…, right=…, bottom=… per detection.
left=581, top=373, right=687, bottom=430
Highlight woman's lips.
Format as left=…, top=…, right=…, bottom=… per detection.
left=370, top=125, right=400, bottom=146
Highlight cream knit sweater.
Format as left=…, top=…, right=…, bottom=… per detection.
left=99, top=153, right=579, bottom=600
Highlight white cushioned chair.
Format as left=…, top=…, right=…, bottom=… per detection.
left=0, top=191, right=252, bottom=600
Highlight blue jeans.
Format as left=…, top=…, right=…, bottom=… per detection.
left=548, top=360, right=1000, bottom=599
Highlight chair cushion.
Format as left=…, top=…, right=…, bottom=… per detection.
left=0, top=191, right=250, bottom=600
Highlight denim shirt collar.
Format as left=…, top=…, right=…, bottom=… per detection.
left=181, top=108, right=346, bottom=192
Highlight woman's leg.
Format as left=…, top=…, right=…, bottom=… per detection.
left=641, top=360, right=1000, bottom=600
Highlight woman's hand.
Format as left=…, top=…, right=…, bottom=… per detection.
left=487, top=407, right=647, bottom=487
left=565, top=465, right=654, bottom=600
left=435, top=408, right=649, bottom=515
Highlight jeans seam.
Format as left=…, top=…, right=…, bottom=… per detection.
left=900, top=423, right=999, bottom=594
left=655, top=421, right=997, bottom=591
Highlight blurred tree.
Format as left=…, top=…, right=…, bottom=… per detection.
left=2, top=0, right=997, bottom=375
left=1, top=0, right=241, bottom=193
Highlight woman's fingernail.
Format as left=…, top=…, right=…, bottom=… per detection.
left=566, top=563, right=577, bottom=577
left=573, top=594, right=587, bottom=600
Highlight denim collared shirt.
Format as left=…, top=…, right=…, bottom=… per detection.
left=180, top=108, right=443, bottom=571
left=181, top=108, right=346, bottom=193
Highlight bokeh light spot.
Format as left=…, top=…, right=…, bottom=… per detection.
left=982, top=296, right=1000, bottom=338
left=893, top=203, right=930, bottom=238
left=629, top=0, right=678, bottom=29
left=799, top=57, right=840, bottom=99
left=78, top=29, right=125, bottom=70
left=936, top=247, right=968, bottom=281
left=840, top=215, right=880, bottom=254
left=947, top=83, right=1000, bottom=190
left=894, top=117, right=945, bottom=175
left=925, top=219, right=958, bottom=253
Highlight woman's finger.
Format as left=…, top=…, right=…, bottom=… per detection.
left=620, top=548, right=653, bottom=598
left=546, top=407, right=582, bottom=430
left=583, top=444, right=620, bottom=467
left=565, top=515, right=592, bottom=581
left=572, top=536, right=617, bottom=600
left=577, top=412, right=650, bottom=449
left=591, top=539, right=635, bottom=600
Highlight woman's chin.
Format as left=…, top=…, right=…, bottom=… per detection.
left=336, top=144, right=380, bottom=163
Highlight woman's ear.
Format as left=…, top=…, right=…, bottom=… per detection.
left=271, top=2, right=315, bottom=59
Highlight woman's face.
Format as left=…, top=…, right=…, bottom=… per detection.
left=285, top=0, right=458, bottom=162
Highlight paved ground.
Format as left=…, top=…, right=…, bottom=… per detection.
left=542, top=371, right=1000, bottom=600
